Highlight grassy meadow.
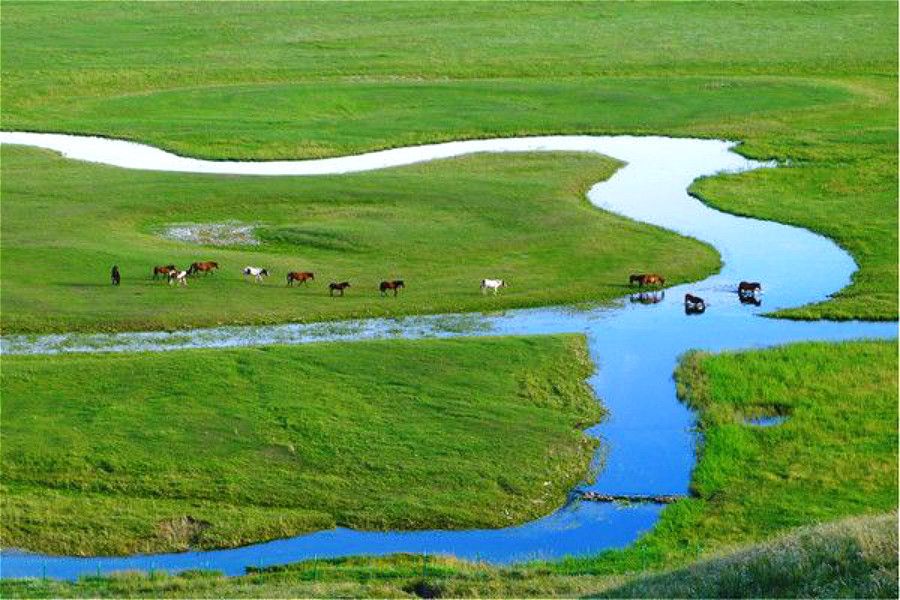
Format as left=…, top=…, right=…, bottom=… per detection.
left=5, top=339, right=895, bottom=597
left=1, top=335, right=600, bottom=555
left=0, top=147, right=722, bottom=333
left=1, top=1, right=897, bottom=320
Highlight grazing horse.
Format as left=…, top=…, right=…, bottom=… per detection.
left=639, top=274, right=666, bottom=287
left=168, top=270, right=189, bottom=286
left=242, top=266, right=269, bottom=282
left=153, top=264, right=177, bottom=280
left=329, top=281, right=351, bottom=296
left=287, top=271, right=315, bottom=286
left=481, top=279, right=507, bottom=295
left=684, top=293, right=706, bottom=314
left=738, top=281, right=763, bottom=296
left=111, top=265, right=121, bottom=286
left=380, top=280, right=405, bottom=297
left=188, top=261, right=219, bottom=276
left=629, top=274, right=646, bottom=286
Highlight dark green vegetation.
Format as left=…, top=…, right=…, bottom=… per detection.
left=5, top=341, right=895, bottom=597
left=0, top=147, right=721, bottom=333
left=1, top=335, right=599, bottom=555
left=2, top=1, right=897, bottom=319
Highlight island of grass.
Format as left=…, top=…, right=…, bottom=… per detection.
left=0, top=147, right=719, bottom=334
left=15, top=339, right=893, bottom=597
left=1, top=334, right=601, bottom=556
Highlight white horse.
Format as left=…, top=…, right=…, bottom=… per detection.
left=481, top=279, right=507, bottom=295
left=242, top=266, right=270, bottom=282
left=167, top=270, right=189, bottom=286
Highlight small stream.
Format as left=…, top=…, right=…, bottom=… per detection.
left=0, top=132, right=895, bottom=580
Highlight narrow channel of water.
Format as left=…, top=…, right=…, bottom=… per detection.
left=0, top=132, right=895, bottom=580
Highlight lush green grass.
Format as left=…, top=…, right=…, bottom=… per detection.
left=0, top=147, right=721, bottom=334
left=599, top=512, right=898, bottom=599
left=2, top=2, right=897, bottom=320
left=3, top=340, right=895, bottom=596
left=0, top=334, right=600, bottom=555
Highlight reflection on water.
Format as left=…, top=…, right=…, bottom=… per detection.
left=0, top=133, right=896, bottom=580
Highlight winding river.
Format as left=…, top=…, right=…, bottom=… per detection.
left=0, top=132, right=896, bottom=580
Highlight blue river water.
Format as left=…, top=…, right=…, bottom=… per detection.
left=0, top=133, right=895, bottom=580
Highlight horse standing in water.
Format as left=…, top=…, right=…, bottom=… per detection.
left=380, top=280, right=405, bottom=297
left=287, top=272, right=315, bottom=286
left=111, top=265, right=121, bottom=286
left=738, top=281, right=763, bottom=296
left=329, top=282, right=351, bottom=296
left=684, top=293, right=706, bottom=314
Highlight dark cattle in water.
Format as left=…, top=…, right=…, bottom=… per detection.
left=153, top=264, right=177, bottom=280
left=111, top=265, right=121, bottom=286
left=684, top=293, right=706, bottom=315
left=287, top=271, right=315, bottom=286
left=738, top=281, right=763, bottom=296
left=189, top=261, right=219, bottom=276
left=380, top=280, right=405, bottom=297
left=329, top=281, right=351, bottom=297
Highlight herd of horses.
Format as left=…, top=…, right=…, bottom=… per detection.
left=116, top=263, right=762, bottom=311
left=628, top=272, right=762, bottom=314
left=143, top=261, right=409, bottom=297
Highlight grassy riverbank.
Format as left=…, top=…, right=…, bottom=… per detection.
left=6, top=513, right=894, bottom=599
left=5, top=340, right=895, bottom=597
left=2, top=1, right=896, bottom=319
left=1, top=335, right=600, bottom=555
left=0, top=148, right=720, bottom=334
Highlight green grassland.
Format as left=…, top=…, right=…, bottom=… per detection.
left=0, top=334, right=600, bottom=555
left=2, top=1, right=897, bottom=320
left=0, top=147, right=722, bottom=333
left=6, top=340, right=895, bottom=597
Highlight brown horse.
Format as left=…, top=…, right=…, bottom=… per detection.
left=153, top=264, right=177, bottom=280
left=640, top=274, right=666, bottom=287
left=188, top=261, right=219, bottom=276
left=329, top=281, right=351, bottom=296
left=380, top=280, right=405, bottom=297
left=738, top=281, right=762, bottom=296
left=287, top=271, right=315, bottom=286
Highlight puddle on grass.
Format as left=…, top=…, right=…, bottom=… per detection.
left=160, top=221, right=259, bottom=246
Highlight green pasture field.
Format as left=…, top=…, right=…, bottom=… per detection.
left=0, top=148, right=720, bottom=333
left=1, top=1, right=897, bottom=321
left=5, top=339, right=895, bottom=597
left=0, top=335, right=600, bottom=555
